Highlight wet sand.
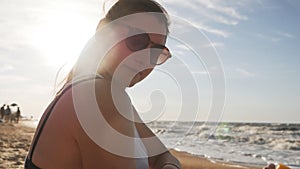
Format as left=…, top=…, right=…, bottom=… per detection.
left=0, top=122, right=262, bottom=169
left=170, top=150, right=261, bottom=169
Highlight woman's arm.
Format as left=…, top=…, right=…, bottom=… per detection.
left=133, top=109, right=182, bottom=169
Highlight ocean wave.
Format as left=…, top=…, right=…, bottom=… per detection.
left=149, top=121, right=300, bottom=168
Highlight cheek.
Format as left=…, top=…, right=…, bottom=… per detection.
left=104, top=41, right=132, bottom=69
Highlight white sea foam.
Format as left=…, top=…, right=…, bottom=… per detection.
left=147, top=121, right=300, bottom=168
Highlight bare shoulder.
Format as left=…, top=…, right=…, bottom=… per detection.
left=44, top=78, right=107, bottom=137
left=50, top=77, right=129, bottom=137
left=64, top=78, right=137, bottom=168
left=55, top=78, right=109, bottom=135
left=48, top=84, right=81, bottom=137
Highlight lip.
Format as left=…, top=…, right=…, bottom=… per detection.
left=134, top=72, right=143, bottom=80
left=129, top=72, right=142, bottom=87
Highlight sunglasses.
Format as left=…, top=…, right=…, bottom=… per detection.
left=124, top=27, right=171, bottom=65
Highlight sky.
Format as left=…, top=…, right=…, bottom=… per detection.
left=0, top=0, right=299, bottom=123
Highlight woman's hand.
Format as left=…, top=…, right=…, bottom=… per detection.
left=161, top=163, right=181, bottom=169
left=152, top=152, right=182, bottom=169
left=263, top=163, right=275, bottom=169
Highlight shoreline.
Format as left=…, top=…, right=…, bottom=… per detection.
left=170, top=150, right=261, bottom=169
left=0, top=122, right=263, bottom=169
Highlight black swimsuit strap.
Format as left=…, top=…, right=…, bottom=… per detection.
left=29, top=75, right=103, bottom=160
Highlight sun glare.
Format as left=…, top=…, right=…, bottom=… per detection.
left=31, top=11, right=95, bottom=68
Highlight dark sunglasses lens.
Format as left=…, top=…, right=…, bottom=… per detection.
left=126, top=33, right=150, bottom=51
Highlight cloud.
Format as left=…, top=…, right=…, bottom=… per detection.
left=0, top=75, right=28, bottom=83
left=173, top=0, right=244, bottom=25
left=196, top=0, right=248, bottom=20
left=0, top=64, right=14, bottom=73
left=275, top=31, right=294, bottom=39
left=192, top=71, right=209, bottom=75
left=208, top=14, right=238, bottom=26
left=235, top=68, right=256, bottom=78
left=161, top=0, right=251, bottom=38
left=190, top=20, right=231, bottom=38
left=256, top=31, right=295, bottom=42
left=256, top=33, right=280, bottom=42
left=203, top=42, right=224, bottom=48
left=176, top=44, right=190, bottom=51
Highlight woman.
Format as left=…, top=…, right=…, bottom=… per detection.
left=25, top=0, right=181, bottom=168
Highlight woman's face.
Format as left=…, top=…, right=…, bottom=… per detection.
left=98, top=14, right=169, bottom=87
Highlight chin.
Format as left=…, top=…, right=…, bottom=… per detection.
left=128, top=73, right=145, bottom=87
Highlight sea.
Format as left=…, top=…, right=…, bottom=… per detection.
left=147, top=121, right=300, bottom=168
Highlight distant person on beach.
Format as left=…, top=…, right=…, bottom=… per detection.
left=25, top=0, right=181, bottom=169
left=15, top=107, right=21, bottom=123
left=0, top=104, right=5, bottom=119
left=4, top=105, right=11, bottom=122
left=10, top=107, right=21, bottom=123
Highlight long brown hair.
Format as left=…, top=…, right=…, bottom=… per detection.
left=104, top=0, right=169, bottom=30
left=55, top=0, right=170, bottom=96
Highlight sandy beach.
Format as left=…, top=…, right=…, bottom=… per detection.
left=0, top=122, right=262, bottom=169
left=0, top=122, right=34, bottom=169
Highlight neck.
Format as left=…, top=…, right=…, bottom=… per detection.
left=98, top=69, right=130, bottom=90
